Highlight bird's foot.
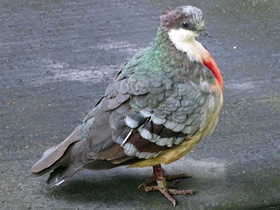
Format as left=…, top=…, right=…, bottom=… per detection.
left=138, top=172, right=191, bottom=189
left=138, top=165, right=193, bottom=206
left=144, top=179, right=194, bottom=206
left=138, top=173, right=156, bottom=189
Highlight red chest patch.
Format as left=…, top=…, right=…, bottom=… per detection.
left=202, top=56, right=223, bottom=90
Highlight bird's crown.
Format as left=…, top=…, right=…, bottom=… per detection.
left=160, top=6, right=204, bottom=32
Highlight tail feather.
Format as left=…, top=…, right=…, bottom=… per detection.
left=31, top=128, right=82, bottom=185
left=31, top=129, right=79, bottom=174
left=46, top=166, right=81, bottom=187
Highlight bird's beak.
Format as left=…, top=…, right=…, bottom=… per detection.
left=196, top=21, right=209, bottom=37
left=199, top=27, right=210, bottom=38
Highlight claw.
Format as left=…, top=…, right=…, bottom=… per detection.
left=159, top=188, right=177, bottom=207
left=144, top=185, right=194, bottom=206
left=167, top=179, right=179, bottom=189
left=139, top=165, right=194, bottom=206
left=165, top=173, right=192, bottom=180
left=139, top=172, right=191, bottom=189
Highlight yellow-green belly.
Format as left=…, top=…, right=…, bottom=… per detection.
left=128, top=132, right=203, bottom=167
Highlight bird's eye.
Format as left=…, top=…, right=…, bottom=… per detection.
left=180, top=21, right=190, bottom=29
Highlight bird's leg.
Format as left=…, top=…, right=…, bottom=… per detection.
left=141, top=164, right=194, bottom=206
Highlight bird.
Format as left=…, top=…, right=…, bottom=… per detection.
left=31, top=5, right=223, bottom=206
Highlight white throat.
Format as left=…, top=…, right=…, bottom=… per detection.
left=168, top=28, right=203, bottom=62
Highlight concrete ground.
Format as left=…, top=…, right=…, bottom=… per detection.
left=1, top=0, right=279, bottom=209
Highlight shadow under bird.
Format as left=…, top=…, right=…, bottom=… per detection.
left=32, top=5, right=223, bottom=206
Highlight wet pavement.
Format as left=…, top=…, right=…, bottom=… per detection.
left=1, top=0, right=280, bottom=209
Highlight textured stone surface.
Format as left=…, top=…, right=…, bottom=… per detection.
left=0, top=0, right=279, bottom=209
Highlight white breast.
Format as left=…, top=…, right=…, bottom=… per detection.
left=168, top=28, right=203, bottom=62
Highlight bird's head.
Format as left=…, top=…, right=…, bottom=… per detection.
left=160, top=6, right=204, bottom=41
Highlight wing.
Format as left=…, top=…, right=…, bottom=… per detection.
left=71, top=54, right=217, bottom=169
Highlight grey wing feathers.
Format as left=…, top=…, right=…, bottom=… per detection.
left=98, top=68, right=211, bottom=159
left=31, top=129, right=79, bottom=174
left=75, top=58, right=213, bottom=162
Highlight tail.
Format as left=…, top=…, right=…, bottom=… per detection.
left=31, top=128, right=81, bottom=186
left=46, top=164, right=81, bottom=186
